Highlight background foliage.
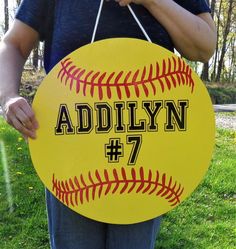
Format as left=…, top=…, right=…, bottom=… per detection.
left=1, top=0, right=235, bottom=103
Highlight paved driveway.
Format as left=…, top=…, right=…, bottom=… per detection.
left=214, top=104, right=236, bottom=112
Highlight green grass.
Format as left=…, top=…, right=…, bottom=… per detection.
left=0, top=116, right=235, bottom=249
left=156, top=127, right=236, bottom=249
left=0, top=118, right=49, bottom=249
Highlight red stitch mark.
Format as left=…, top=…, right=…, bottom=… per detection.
left=52, top=167, right=184, bottom=208
left=57, top=56, right=194, bottom=100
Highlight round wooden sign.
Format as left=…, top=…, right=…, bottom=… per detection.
left=29, top=38, right=215, bottom=224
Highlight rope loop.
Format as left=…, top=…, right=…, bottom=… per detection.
left=91, top=0, right=152, bottom=43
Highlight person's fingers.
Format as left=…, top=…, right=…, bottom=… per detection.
left=18, top=100, right=39, bottom=129
left=3, top=96, right=38, bottom=139
left=11, top=116, right=36, bottom=139
left=23, top=134, right=29, bottom=143
left=115, top=0, right=132, bottom=6
left=15, top=107, right=34, bottom=130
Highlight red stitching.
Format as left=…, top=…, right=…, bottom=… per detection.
left=57, top=56, right=194, bottom=100
left=52, top=167, right=184, bottom=208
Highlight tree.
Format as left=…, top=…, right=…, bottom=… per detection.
left=228, top=36, right=235, bottom=83
left=4, top=0, right=9, bottom=33
left=215, top=0, right=234, bottom=81
left=32, top=46, right=39, bottom=70
left=201, top=0, right=211, bottom=81
left=201, top=0, right=216, bottom=82
left=16, top=0, right=21, bottom=6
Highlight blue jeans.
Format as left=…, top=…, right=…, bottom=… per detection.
left=46, top=190, right=162, bottom=249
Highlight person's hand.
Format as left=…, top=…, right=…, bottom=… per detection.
left=2, top=96, right=39, bottom=140
left=114, top=0, right=151, bottom=7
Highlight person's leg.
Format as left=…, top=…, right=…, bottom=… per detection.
left=46, top=189, right=107, bottom=249
left=106, top=217, right=162, bottom=249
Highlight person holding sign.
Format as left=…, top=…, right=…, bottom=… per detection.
left=0, top=0, right=216, bottom=249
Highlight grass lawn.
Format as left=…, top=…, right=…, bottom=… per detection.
left=0, top=116, right=235, bottom=249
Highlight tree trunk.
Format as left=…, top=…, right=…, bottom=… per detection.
left=201, top=64, right=210, bottom=81
left=216, top=0, right=233, bottom=82
left=210, top=0, right=216, bottom=19
left=201, top=0, right=216, bottom=82
left=16, top=0, right=21, bottom=6
left=212, top=0, right=222, bottom=81
left=39, top=45, right=44, bottom=69
left=33, top=46, right=39, bottom=70
left=229, top=37, right=235, bottom=83
left=4, top=0, right=9, bottom=33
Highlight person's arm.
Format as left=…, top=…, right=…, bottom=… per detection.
left=0, top=19, right=39, bottom=139
left=116, top=0, right=217, bottom=62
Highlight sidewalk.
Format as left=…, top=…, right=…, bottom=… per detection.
left=213, top=104, right=236, bottom=112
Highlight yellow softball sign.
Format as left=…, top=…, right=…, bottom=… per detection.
left=29, top=38, right=215, bottom=224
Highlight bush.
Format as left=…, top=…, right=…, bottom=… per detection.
left=206, top=84, right=236, bottom=104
